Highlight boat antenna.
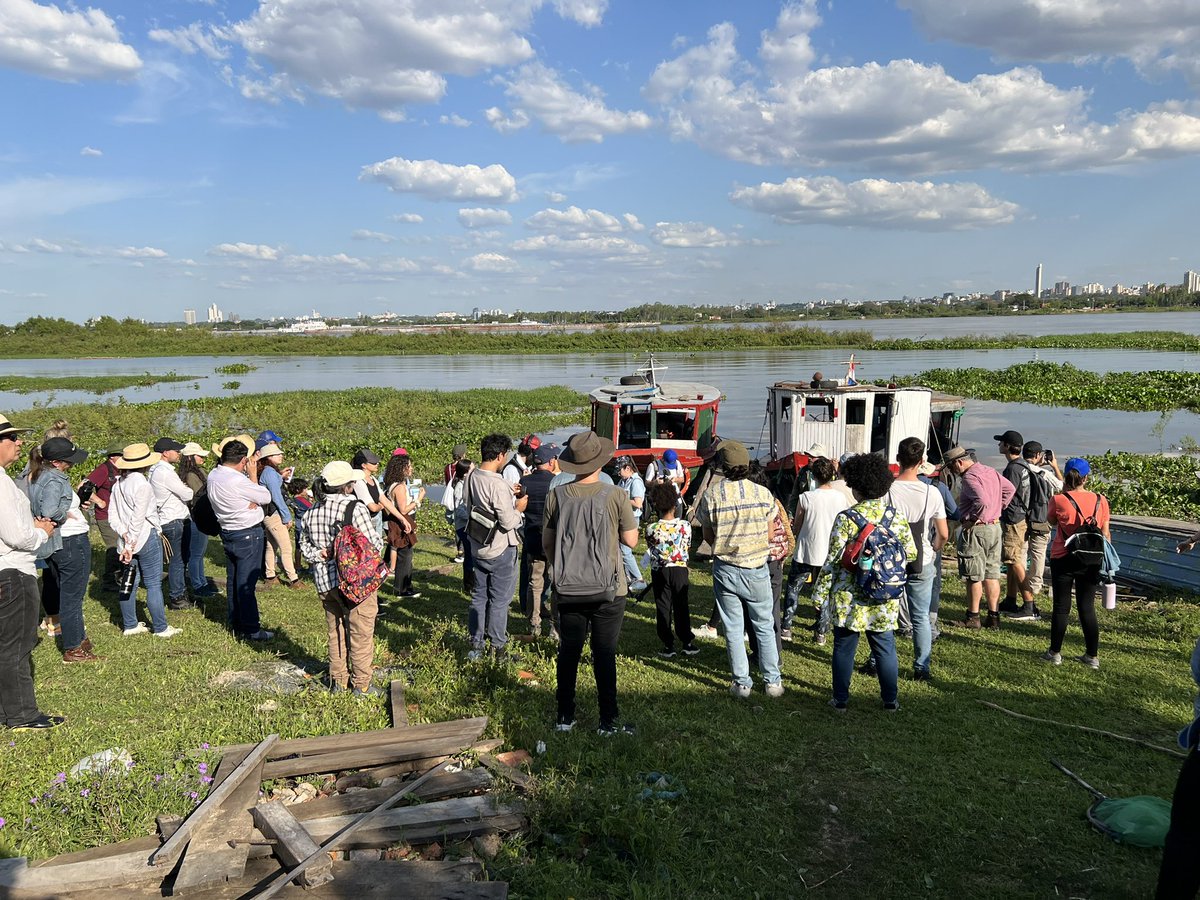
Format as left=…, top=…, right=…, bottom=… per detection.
left=636, top=354, right=666, bottom=387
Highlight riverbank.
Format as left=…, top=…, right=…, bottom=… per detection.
left=3, top=318, right=1200, bottom=359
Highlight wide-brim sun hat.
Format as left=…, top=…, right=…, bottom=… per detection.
left=213, top=434, right=256, bottom=457
left=917, top=461, right=937, bottom=476
left=114, top=442, right=161, bottom=469
left=558, top=431, right=615, bottom=474
left=322, top=460, right=365, bottom=487
left=180, top=442, right=209, bottom=458
left=0, top=414, right=33, bottom=439
left=257, top=442, right=284, bottom=459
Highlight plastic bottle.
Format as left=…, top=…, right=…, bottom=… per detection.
left=1102, top=579, right=1117, bottom=610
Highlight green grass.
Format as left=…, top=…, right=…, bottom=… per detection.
left=0, top=520, right=1194, bottom=899
left=0, top=373, right=195, bottom=394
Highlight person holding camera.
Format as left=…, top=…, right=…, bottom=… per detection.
left=1011, top=440, right=1063, bottom=620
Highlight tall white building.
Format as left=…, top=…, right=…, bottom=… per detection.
left=207, top=303, right=224, bottom=324
left=1185, top=271, right=1200, bottom=293
left=183, top=308, right=196, bottom=325
left=1035, top=264, right=1043, bottom=299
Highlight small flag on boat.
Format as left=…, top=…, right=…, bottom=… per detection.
left=844, top=354, right=859, bottom=386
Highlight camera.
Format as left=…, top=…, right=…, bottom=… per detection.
left=76, top=480, right=96, bottom=504
left=1043, top=449, right=1054, bottom=462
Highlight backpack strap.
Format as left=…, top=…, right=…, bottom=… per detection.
left=1063, top=491, right=1095, bottom=524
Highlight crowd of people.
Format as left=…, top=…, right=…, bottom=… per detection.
left=0, top=407, right=1197, bottom=895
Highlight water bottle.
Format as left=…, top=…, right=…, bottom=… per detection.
left=1102, top=579, right=1117, bottom=610
left=859, top=551, right=874, bottom=573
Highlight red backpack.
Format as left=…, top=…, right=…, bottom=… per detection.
left=333, top=500, right=387, bottom=605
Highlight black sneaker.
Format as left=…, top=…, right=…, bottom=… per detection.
left=681, top=643, right=700, bottom=656
left=597, top=721, right=636, bottom=737
left=912, top=670, right=933, bottom=683
left=858, top=658, right=878, bottom=676
left=1006, top=603, right=1039, bottom=621
left=657, top=647, right=677, bottom=659
left=10, top=714, right=66, bottom=731
left=998, top=597, right=1021, bottom=614
left=883, top=701, right=900, bottom=713
left=399, top=589, right=422, bottom=599
left=351, top=684, right=385, bottom=698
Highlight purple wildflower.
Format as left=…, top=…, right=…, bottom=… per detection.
left=0, top=817, right=6, bottom=828
left=153, top=774, right=163, bottom=783
left=200, top=776, right=213, bottom=785
left=80, top=789, right=90, bottom=798
left=201, top=743, right=210, bottom=750
left=197, top=763, right=208, bottom=775
left=28, top=797, right=37, bottom=805
left=188, top=791, right=198, bottom=800
left=53, top=772, right=66, bottom=784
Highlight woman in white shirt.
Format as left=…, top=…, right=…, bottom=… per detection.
left=109, top=443, right=180, bottom=638
left=782, top=457, right=852, bottom=644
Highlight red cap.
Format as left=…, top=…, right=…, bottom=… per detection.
left=523, top=434, right=542, bottom=451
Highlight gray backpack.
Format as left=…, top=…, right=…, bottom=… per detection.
left=550, top=484, right=619, bottom=603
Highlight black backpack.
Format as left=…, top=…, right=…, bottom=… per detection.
left=1026, top=468, right=1051, bottom=528
left=191, top=484, right=222, bottom=537
left=1063, top=493, right=1105, bottom=567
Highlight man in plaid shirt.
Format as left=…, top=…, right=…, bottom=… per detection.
left=300, top=461, right=385, bottom=697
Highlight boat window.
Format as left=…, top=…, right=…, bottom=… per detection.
left=806, top=397, right=835, bottom=422
left=846, top=399, right=866, bottom=425
left=593, top=404, right=615, bottom=440
left=618, top=404, right=653, bottom=449
left=779, top=396, right=792, bottom=423
left=697, top=407, right=715, bottom=448
left=870, top=397, right=892, bottom=454
left=654, top=408, right=695, bottom=440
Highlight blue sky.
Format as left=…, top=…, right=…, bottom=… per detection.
left=2, top=0, right=1200, bottom=323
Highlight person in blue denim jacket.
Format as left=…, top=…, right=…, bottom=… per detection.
left=1156, top=634, right=1200, bottom=899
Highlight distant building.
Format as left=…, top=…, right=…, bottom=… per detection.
left=207, top=303, right=224, bottom=324
left=1185, top=270, right=1200, bottom=293
left=183, top=308, right=196, bottom=325
left=1035, top=264, right=1043, bottom=300
left=1053, top=281, right=1070, bottom=296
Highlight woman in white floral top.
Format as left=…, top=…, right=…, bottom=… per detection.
left=812, top=454, right=916, bottom=712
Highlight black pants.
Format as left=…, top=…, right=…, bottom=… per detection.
left=1049, top=555, right=1100, bottom=657
left=554, top=596, right=626, bottom=727
left=394, top=546, right=413, bottom=594
left=1157, top=745, right=1200, bottom=899
left=652, top=567, right=693, bottom=649
left=0, top=569, right=41, bottom=727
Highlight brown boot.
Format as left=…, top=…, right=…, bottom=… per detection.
left=983, top=612, right=1001, bottom=630
left=62, top=647, right=101, bottom=663
left=287, top=579, right=305, bottom=590
left=80, top=637, right=94, bottom=652
left=949, top=613, right=982, bottom=629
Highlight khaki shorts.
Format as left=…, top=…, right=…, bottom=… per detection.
left=957, top=523, right=1002, bottom=583
left=1001, top=521, right=1028, bottom=566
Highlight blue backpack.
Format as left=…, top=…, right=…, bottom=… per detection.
left=840, top=507, right=908, bottom=605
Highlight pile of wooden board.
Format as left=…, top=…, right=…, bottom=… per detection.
left=0, top=684, right=529, bottom=899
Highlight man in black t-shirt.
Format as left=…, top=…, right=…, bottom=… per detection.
left=519, top=446, right=558, bottom=638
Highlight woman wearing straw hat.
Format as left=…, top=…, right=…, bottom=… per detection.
left=178, top=442, right=218, bottom=601
left=0, top=413, right=63, bottom=729
left=28, top=437, right=98, bottom=662
left=109, top=443, right=181, bottom=638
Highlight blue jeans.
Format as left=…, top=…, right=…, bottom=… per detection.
left=182, top=518, right=209, bottom=591
left=905, top=570, right=935, bottom=674
left=221, top=526, right=264, bottom=636
left=46, top=533, right=92, bottom=650
left=620, top=543, right=644, bottom=586
left=160, top=518, right=187, bottom=601
left=711, top=558, right=781, bottom=687
left=832, top=627, right=898, bottom=706
left=469, top=545, right=516, bottom=650
left=119, top=531, right=169, bottom=634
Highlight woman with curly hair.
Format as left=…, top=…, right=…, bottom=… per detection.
left=382, top=450, right=423, bottom=598
left=812, top=453, right=916, bottom=712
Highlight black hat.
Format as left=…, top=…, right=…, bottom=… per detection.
left=153, top=438, right=185, bottom=453
left=1022, top=440, right=1043, bottom=459
left=533, top=445, right=560, bottom=466
left=41, top=437, right=88, bottom=465
left=352, top=448, right=381, bottom=467
left=992, top=430, right=1024, bottom=447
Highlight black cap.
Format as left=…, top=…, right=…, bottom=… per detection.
left=41, top=437, right=88, bottom=465
left=1022, top=440, right=1043, bottom=459
left=992, top=430, right=1023, bottom=447
left=153, top=438, right=185, bottom=453
left=352, top=448, right=381, bottom=467
left=533, top=445, right=560, bottom=465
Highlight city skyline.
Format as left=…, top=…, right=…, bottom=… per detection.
left=3, top=1, right=1200, bottom=323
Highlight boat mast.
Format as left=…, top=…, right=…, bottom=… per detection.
left=636, top=354, right=666, bottom=387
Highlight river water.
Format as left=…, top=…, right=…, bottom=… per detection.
left=2, top=310, right=1198, bottom=467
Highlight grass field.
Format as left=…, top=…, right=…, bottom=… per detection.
left=0, top=520, right=1194, bottom=899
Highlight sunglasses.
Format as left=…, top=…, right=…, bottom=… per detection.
left=0, top=434, right=21, bottom=443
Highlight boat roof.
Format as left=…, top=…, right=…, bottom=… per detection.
left=591, top=381, right=722, bottom=404
left=769, top=380, right=964, bottom=409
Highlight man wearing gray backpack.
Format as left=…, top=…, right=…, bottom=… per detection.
left=542, top=432, right=638, bottom=736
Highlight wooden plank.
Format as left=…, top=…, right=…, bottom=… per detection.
left=359, top=739, right=503, bottom=782
left=303, top=796, right=523, bottom=840
left=261, top=733, right=485, bottom=779
left=476, top=754, right=533, bottom=793
left=49, top=859, right=499, bottom=900
left=220, top=717, right=487, bottom=760
left=255, top=758, right=454, bottom=899
left=327, top=813, right=527, bottom=850
left=151, top=735, right=278, bottom=867
left=168, top=749, right=269, bottom=896
left=288, top=769, right=494, bottom=821
left=251, top=803, right=333, bottom=889
left=390, top=680, right=408, bottom=727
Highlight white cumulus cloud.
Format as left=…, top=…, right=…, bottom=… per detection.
left=458, top=208, right=513, bottom=228
left=439, top=113, right=471, bottom=127
left=650, top=222, right=742, bottom=248
left=360, top=157, right=519, bottom=203
left=116, top=246, right=168, bottom=259
left=511, top=234, right=648, bottom=258
left=730, top=176, right=1020, bottom=230
left=465, top=252, right=517, bottom=272
left=80, top=146, right=102, bottom=157
left=0, top=0, right=141, bottom=82
left=645, top=18, right=1200, bottom=174
left=351, top=229, right=395, bottom=243
left=490, top=62, right=653, bottom=143
left=389, top=213, right=424, bottom=224
left=525, top=205, right=626, bottom=236
left=209, top=242, right=282, bottom=260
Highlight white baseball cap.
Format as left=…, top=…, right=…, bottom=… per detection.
left=321, top=460, right=365, bottom=487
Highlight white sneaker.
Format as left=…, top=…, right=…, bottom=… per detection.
left=694, top=625, right=719, bottom=641
left=729, top=682, right=751, bottom=699
left=122, top=622, right=149, bottom=636
left=467, top=649, right=485, bottom=661
left=154, top=625, right=183, bottom=639
left=765, top=682, right=785, bottom=698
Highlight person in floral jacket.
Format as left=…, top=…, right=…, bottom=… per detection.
left=812, top=453, right=916, bottom=712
